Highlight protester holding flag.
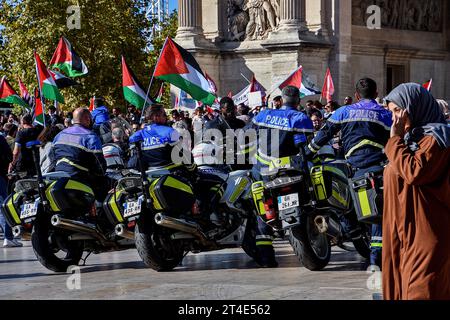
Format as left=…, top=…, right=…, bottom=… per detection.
left=8, top=114, right=41, bottom=177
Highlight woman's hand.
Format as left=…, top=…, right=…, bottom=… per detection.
left=391, top=109, right=409, bottom=138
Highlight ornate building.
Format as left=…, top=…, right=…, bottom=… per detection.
left=175, top=0, right=450, bottom=102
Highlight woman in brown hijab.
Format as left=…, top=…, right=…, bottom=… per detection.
left=383, top=83, right=450, bottom=300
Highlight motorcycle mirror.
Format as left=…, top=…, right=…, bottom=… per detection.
left=26, top=140, right=42, bottom=149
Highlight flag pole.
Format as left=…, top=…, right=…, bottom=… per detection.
left=34, top=50, right=46, bottom=127
left=240, top=73, right=251, bottom=84
left=140, top=37, right=170, bottom=125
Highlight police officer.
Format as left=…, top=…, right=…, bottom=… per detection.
left=52, top=108, right=111, bottom=200
left=305, top=78, right=392, bottom=269
left=251, top=86, right=314, bottom=268
left=128, top=104, right=184, bottom=169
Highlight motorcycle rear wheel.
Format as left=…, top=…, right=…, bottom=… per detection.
left=241, top=217, right=261, bottom=264
left=31, top=215, right=84, bottom=273
left=289, top=215, right=331, bottom=271
left=135, top=215, right=185, bottom=272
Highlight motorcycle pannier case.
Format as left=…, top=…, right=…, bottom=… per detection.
left=45, top=178, right=95, bottom=214
left=349, top=170, right=384, bottom=224
left=310, top=165, right=351, bottom=211
left=103, top=187, right=128, bottom=225
left=1, top=192, right=26, bottom=227
left=149, top=175, right=195, bottom=215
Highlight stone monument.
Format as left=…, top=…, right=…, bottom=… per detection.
left=174, top=0, right=450, bottom=104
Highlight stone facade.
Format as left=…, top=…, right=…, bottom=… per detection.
left=174, top=0, right=450, bottom=104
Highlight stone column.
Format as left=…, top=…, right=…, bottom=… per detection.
left=278, top=0, right=307, bottom=32
left=318, top=0, right=332, bottom=37
left=177, top=0, right=204, bottom=38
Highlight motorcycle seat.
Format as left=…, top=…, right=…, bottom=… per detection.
left=43, top=171, right=72, bottom=181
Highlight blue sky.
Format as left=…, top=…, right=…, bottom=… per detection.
left=169, top=0, right=178, bottom=11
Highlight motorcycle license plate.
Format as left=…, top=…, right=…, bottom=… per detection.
left=278, top=193, right=299, bottom=210
left=123, top=199, right=142, bottom=218
left=20, top=202, right=38, bottom=219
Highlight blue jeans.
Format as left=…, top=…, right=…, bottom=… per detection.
left=0, top=176, right=13, bottom=240
left=353, top=165, right=383, bottom=267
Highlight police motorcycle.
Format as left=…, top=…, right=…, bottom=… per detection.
left=108, top=135, right=259, bottom=271
left=251, top=145, right=371, bottom=271
left=1, top=141, right=135, bottom=272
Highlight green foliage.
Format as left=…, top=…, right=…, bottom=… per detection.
left=0, top=0, right=178, bottom=112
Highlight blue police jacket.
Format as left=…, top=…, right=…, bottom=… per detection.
left=252, top=105, right=314, bottom=167
left=53, top=125, right=107, bottom=178
left=91, top=106, right=110, bottom=125
left=129, top=123, right=180, bottom=168
left=307, top=99, right=392, bottom=168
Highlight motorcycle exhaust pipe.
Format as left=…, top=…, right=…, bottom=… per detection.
left=12, top=226, right=31, bottom=241
left=314, top=215, right=342, bottom=242
left=115, top=224, right=134, bottom=240
left=51, top=214, right=107, bottom=242
left=154, top=213, right=208, bottom=243
left=314, top=215, right=328, bottom=234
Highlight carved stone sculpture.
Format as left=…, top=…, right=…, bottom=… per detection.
left=227, top=0, right=280, bottom=41
left=352, top=0, right=443, bottom=32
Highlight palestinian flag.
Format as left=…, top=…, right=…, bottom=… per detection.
left=423, top=79, right=432, bottom=92
left=49, top=36, right=88, bottom=77
left=18, top=77, right=33, bottom=107
left=33, top=88, right=45, bottom=126
left=50, top=70, right=79, bottom=89
left=154, top=38, right=216, bottom=105
left=122, top=56, right=153, bottom=109
left=279, top=66, right=303, bottom=91
left=0, top=76, right=29, bottom=109
left=35, top=51, right=65, bottom=103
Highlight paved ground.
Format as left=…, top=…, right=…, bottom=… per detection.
left=0, top=240, right=381, bottom=300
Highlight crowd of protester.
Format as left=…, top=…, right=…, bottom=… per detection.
left=0, top=93, right=449, bottom=248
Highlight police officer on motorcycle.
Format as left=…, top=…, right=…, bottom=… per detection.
left=52, top=107, right=112, bottom=200
left=305, top=78, right=392, bottom=269
left=252, top=86, right=315, bottom=267
left=127, top=104, right=187, bottom=169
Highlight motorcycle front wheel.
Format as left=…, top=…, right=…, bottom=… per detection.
left=31, top=215, right=84, bottom=273
left=135, top=215, right=185, bottom=272
left=289, top=214, right=331, bottom=271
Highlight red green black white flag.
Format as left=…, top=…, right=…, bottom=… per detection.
left=49, top=36, right=88, bottom=78
left=154, top=38, right=216, bottom=105
left=33, top=88, right=45, bottom=126
left=122, top=56, right=153, bottom=109
left=35, top=51, right=65, bottom=103
left=0, top=76, right=29, bottom=109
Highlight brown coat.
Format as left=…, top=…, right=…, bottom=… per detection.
left=383, top=135, right=450, bottom=300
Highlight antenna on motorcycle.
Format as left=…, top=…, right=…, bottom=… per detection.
left=26, top=140, right=49, bottom=211
left=129, top=135, right=151, bottom=207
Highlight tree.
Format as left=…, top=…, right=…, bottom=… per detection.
left=0, top=0, right=156, bottom=111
